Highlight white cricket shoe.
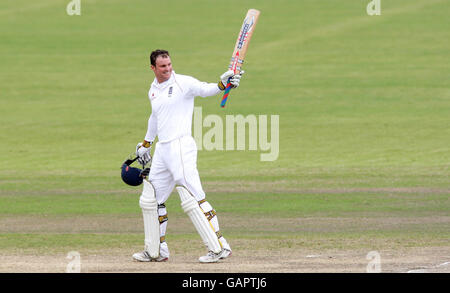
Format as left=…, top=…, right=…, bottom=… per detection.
left=199, top=249, right=232, bottom=263
left=219, top=248, right=232, bottom=259
left=132, top=250, right=168, bottom=262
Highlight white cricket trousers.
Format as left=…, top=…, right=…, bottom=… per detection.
left=146, top=135, right=230, bottom=258
left=149, top=135, right=205, bottom=203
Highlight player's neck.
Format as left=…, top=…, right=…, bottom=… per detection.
left=156, top=72, right=173, bottom=84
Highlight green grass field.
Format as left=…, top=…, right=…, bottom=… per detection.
left=0, top=0, right=449, bottom=272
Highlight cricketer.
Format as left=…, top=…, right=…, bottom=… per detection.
left=133, top=49, right=242, bottom=263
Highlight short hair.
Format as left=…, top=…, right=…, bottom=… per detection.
left=150, top=49, right=170, bottom=66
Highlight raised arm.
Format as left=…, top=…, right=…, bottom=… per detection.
left=188, top=71, right=242, bottom=98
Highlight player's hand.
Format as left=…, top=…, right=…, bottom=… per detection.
left=136, top=141, right=152, bottom=166
left=219, top=70, right=244, bottom=90
left=139, top=167, right=150, bottom=178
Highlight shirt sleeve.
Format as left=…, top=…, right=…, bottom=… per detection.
left=144, top=112, right=157, bottom=142
left=187, top=76, right=221, bottom=98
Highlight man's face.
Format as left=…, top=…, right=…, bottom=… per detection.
left=151, top=55, right=172, bottom=83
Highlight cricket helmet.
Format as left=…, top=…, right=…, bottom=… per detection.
left=121, top=158, right=144, bottom=186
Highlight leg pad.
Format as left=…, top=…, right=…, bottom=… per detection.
left=176, top=186, right=222, bottom=254
left=140, top=179, right=160, bottom=258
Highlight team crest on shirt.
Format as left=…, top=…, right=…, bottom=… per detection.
left=168, top=86, right=173, bottom=97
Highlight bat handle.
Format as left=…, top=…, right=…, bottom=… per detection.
left=220, top=78, right=233, bottom=108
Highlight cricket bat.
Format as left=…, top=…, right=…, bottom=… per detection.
left=221, top=9, right=260, bottom=108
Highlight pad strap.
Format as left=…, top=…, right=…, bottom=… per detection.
left=159, top=214, right=168, bottom=224
left=198, top=199, right=217, bottom=220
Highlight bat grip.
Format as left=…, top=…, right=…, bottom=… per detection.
left=220, top=78, right=233, bottom=108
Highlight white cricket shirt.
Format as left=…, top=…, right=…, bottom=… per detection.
left=144, top=71, right=220, bottom=143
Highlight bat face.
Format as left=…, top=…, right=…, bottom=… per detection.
left=237, top=15, right=255, bottom=50
left=222, top=9, right=260, bottom=108
left=229, top=9, right=260, bottom=75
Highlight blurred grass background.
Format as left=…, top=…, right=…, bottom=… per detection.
left=0, top=0, right=448, bottom=254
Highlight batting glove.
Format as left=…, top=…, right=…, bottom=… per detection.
left=139, top=167, right=150, bottom=178
left=136, top=141, right=152, bottom=166
left=218, top=70, right=244, bottom=90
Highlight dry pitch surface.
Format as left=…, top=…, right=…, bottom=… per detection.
left=1, top=245, right=449, bottom=273
left=1, top=214, right=449, bottom=273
